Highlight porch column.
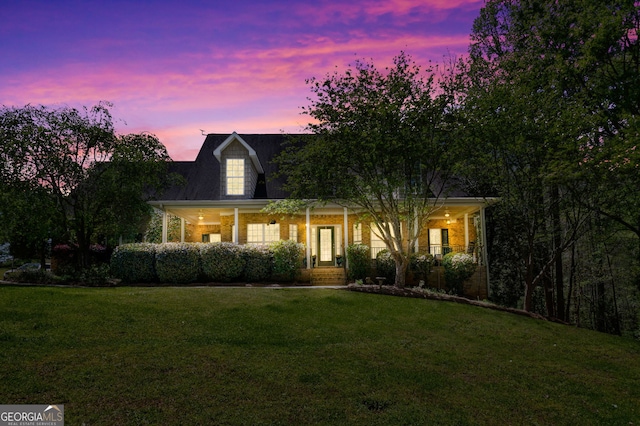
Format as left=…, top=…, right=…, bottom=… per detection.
left=180, top=218, right=186, bottom=243
left=306, top=208, right=311, bottom=269
left=161, top=210, right=168, bottom=243
left=343, top=207, right=349, bottom=269
left=480, top=207, right=490, bottom=297
left=414, top=214, right=419, bottom=253
left=464, top=213, right=469, bottom=249
left=233, top=208, right=239, bottom=244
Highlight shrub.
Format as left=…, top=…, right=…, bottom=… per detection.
left=375, top=249, right=396, bottom=284
left=110, top=243, right=157, bottom=283
left=410, top=252, right=434, bottom=279
left=155, top=243, right=200, bottom=284
left=242, top=245, right=272, bottom=282
left=442, top=252, right=476, bottom=296
left=5, top=268, right=59, bottom=284
left=200, top=242, right=246, bottom=282
left=78, top=264, right=113, bottom=286
left=346, top=244, right=370, bottom=281
left=52, top=243, right=78, bottom=275
left=270, top=240, right=304, bottom=282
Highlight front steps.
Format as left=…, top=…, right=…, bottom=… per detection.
left=310, top=267, right=347, bottom=286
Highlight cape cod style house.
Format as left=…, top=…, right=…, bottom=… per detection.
left=149, top=132, right=496, bottom=295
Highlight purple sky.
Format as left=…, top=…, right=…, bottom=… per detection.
left=1, top=0, right=483, bottom=160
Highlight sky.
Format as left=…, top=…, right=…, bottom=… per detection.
left=1, top=0, right=484, bottom=161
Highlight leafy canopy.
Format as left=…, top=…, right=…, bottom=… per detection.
left=275, top=52, right=456, bottom=287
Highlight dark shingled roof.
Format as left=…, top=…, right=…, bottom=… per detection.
left=157, top=134, right=290, bottom=201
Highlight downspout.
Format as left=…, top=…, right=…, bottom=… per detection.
left=180, top=218, right=185, bottom=243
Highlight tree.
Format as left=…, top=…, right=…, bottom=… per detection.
left=0, top=103, right=172, bottom=269
left=457, top=0, right=639, bottom=323
left=274, top=52, right=455, bottom=287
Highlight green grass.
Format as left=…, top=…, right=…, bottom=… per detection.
left=1, top=286, right=638, bottom=425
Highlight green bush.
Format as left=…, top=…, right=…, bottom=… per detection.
left=375, top=249, right=396, bottom=285
left=242, top=245, right=272, bottom=282
left=410, top=252, right=434, bottom=283
left=5, top=268, right=60, bottom=284
left=200, top=242, right=246, bottom=282
left=442, top=252, right=476, bottom=296
left=155, top=243, right=200, bottom=284
left=346, top=244, right=370, bottom=281
left=110, top=243, right=157, bottom=283
left=79, top=264, right=113, bottom=286
left=270, top=240, right=304, bottom=281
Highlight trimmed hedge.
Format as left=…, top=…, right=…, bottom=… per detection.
left=111, top=243, right=157, bottom=283
left=346, top=244, right=370, bottom=281
left=155, top=243, right=200, bottom=284
left=270, top=240, right=304, bottom=282
left=200, top=242, right=246, bottom=282
left=110, top=241, right=308, bottom=285
left=242, top=245, right=273, bottom=282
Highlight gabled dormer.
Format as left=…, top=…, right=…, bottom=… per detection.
left=213, top=132, right=264, bottom=199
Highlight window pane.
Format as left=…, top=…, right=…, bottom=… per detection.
left=226, top=158, right=244, bottom=195
left=289, top=224, right=298, bottom=242
left=247, top=223, right=263, bottom=244
left=265, top=224, right=280, bottom=242
left=353, top=224, right=362, bottom=244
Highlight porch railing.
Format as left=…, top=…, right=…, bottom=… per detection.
left=370, top=244, right=473, bottom=259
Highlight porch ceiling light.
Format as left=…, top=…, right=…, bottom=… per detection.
left=444, top=210, right=450, bottom=218
left=198, top=210, right=204, bottom=220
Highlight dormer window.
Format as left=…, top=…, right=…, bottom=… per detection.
left=226, top=158, right=245, bottom=195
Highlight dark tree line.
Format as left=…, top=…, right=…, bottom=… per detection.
left=0, top=102, right=173, bottom=270
left=455, top=0, right=639, bottom=334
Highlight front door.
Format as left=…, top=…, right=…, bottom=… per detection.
left=317, top=226, right=335, bottom=267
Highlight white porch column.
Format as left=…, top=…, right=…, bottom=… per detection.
left=306, top=208, right=311, bottom=269
left=343, top=207, right=349, bottom=268
left=480, top=207, right=490, bottom=297
left=161, top=211, right=168, bottom=243
left=414, top=214, right=419, bottom=253
left=180, top=218, right=186, bottom=242
left=233, top=208, right=239, bottom=244
left=464, top=213, right=469, bottom=249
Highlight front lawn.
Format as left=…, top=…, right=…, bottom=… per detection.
left=0, top=286, right=638, bottom=425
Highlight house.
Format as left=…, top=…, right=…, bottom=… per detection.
left=149, top=132, right=496, bottom=294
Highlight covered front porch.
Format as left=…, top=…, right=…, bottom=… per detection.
left=148, top=199, right=491, bottom=272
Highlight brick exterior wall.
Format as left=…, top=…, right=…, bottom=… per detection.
left=186, top=212, right=478, bottom=254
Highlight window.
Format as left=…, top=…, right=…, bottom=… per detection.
left=370, top=222, right=400, bottom=259
left=226, top=158, right=244, bottom=195
left=429, top=229, right=449, bottom=257
left=247, top=223, right=280, bottom=244
left=289, top=224, right=298, bottom=242
left=353, top=224, right=362, bottom=244
left=202, top=234, right=221, bottom=243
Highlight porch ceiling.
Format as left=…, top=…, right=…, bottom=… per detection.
left=158, top=204, right=483, bottom=225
